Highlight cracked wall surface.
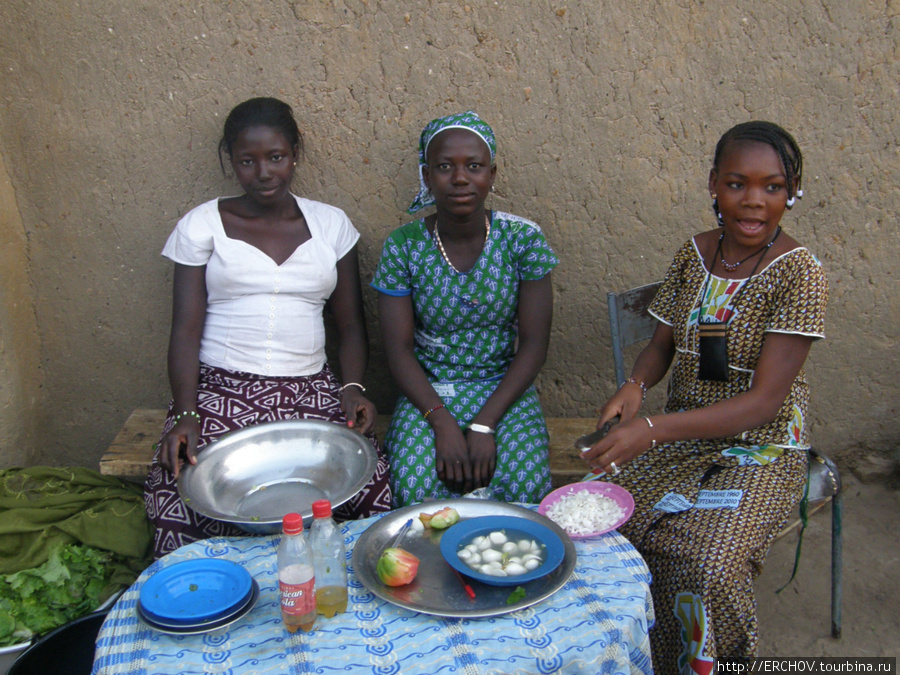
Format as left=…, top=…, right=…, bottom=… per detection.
left=0, top=0, right=896, bottom=470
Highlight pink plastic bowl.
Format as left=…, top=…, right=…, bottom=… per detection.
left=537, top=482, right=635, bottom=539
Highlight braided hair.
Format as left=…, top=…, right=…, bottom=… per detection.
left=712, top=122, right=803, bottom=223
left=218, top=97, right=304, bottom=174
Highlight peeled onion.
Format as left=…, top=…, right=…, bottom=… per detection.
left=504, top=562, right=527, bottom=575
left=458, top=529, right=545, bottom=577
left=489, top=531, right=507, bottom=545
left=481, top=549, right=502, bottom=563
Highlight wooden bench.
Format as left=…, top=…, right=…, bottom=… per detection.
left=100, top=409, right=597, bottom=488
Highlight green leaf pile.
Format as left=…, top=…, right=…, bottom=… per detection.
left=0, top=543, right=113, bottom=646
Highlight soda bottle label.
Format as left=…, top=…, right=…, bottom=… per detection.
left=279, top=578, right=316, bottom=616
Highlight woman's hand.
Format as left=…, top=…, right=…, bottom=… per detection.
left=341, top=387, right=377, bottom=435
left=582, top=320, right=674, bottom=475
left=598, top=320, right=674, bottom=430
left=378, top=293, right=476, bottom=492
left=580, top=415, right=654, bottom=475
left=581, top=379, right=646, bottom=475
left=597, top=382, right=644, bottom=426
left=159, top=417, right=201, bottom=477
left=465, top=428, right=497, bottom=489
left=432, top=416, right=472, bottom=493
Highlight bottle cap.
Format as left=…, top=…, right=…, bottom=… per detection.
left=312, top=499, right=332, bottom=519
left=282, top=512, right=304, bottom=534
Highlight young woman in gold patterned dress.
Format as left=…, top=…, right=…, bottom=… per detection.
left=581, top=121, right=828, bottom=673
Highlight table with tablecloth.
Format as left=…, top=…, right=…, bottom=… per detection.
left=92, top=510, right=654, bottom=675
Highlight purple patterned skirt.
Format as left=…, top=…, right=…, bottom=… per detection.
left=144, top=363, right=392, bottom=559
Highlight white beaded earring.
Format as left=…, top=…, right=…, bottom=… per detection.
left=711, top=196, right=724, bottom=227
left=786, top=189, right=804, bottom=208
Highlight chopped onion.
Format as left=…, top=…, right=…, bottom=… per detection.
left=545, top=490, right=625, bottom=536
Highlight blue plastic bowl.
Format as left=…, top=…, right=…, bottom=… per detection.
left=439, top=516, right=565, bottom=587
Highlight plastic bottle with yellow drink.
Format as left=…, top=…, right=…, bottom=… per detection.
left=308, top=499, right=348, bottom=617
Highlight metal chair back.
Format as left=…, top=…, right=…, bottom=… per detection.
left=606, top=281, right=663, bottom=387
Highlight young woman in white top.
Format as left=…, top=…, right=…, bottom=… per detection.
left=144, top=98, right=391, bottom=558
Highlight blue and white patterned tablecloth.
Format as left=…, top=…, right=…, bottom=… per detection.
left=92, top=511, right=654, bottom=675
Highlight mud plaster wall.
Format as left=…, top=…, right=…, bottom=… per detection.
left=0, top=148, right=41, bottom=465
left=0, top=0, right=896, bottom=470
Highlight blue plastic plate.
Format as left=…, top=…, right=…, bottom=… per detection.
left=137, top=578, right=260, bottom=633
left=139, top=559, right=253, bottom=625
left=440, top=516, right=566, bottom=587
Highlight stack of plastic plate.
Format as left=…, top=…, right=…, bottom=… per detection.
left=137, top=559, right=259, bottom=635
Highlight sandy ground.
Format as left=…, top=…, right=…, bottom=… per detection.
left=755, top=475, right=900, bottom=657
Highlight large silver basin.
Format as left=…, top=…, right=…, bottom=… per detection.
left=177, top=419, right=377, bottom=534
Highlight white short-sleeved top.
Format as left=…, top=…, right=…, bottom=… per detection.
left=161, top=195, right=359, bottom=377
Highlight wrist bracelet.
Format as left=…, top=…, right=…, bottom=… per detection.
left=624, top=377, right=647, bottom=401
left=174, top=410, right=201, bottom=424
left=467, top=423, right=496, bottom=435
left=422, top=403, right=446, bottom=420
left=340, top=382, right=366, bottom=392
left=642, top=416, right=657, bottom=450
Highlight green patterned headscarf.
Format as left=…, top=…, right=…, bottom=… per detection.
left=408, top=111, right=497, bottom=213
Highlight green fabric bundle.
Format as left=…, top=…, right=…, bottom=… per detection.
left=0, top=466, right=153, bottom=645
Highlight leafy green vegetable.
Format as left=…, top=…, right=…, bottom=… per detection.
left=0, top=543, right=113, bottom=647
left=506, top=586, right=526, bottom=605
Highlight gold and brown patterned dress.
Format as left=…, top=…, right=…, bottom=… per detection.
left=607, top=238, right=828, bottom=674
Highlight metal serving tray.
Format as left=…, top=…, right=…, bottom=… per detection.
left=352, top=498, right=576, bottom=618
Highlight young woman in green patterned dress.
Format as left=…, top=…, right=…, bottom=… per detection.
left=581, top=121, right=828, bottom=673
left=372, top=112, right=558, bottom=507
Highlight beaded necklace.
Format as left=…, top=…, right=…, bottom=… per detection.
left=699, top=226, right=782, bottom=321
left=434, top=213, right=491, bottom=274
left=720, top=228, right=780, bottom=272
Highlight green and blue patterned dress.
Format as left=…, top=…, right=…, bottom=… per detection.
left=372, top=211, right=558, bottom=507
